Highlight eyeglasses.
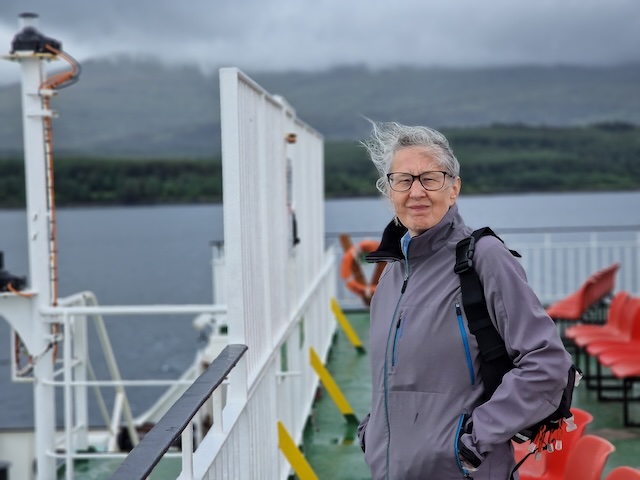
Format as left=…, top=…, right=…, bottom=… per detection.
left=386, top=171, right=452, bottom=192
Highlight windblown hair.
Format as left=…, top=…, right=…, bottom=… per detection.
left=362, top=121, right=460, bottom=196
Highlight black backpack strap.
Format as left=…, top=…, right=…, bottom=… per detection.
left=455, top=227, right=518, bottom=400
left=456, top=232, right=578, bottom=476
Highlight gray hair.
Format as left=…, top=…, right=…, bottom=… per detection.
left=362, top=121, right=460, bottom=196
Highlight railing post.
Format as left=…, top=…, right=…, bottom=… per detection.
left=636, top=232, right=640, bottom=295
left=110, top=344, right=248, bottom=480
left=543, top=233, right=552, bottom=301
left=212, top=388, right=224, bottom=435
left=590, top=232, right=598, bottom=272
left=63, top=312, right=74, bottom=480
left=181, top=421, right=194, bottom=479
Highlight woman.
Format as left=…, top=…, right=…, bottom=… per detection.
left=357, top=122, right=572, bottom=479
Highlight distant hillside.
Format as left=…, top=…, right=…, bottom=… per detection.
left=1, top=59, right=639, bottom=157
left=1, top=124, right=639, bottom=208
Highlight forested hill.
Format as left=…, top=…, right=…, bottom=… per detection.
left=1, top=124, right=639, bottom=208
left=0, top=59, right=639, bottom=157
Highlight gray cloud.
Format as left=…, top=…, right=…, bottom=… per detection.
left=1, top=0, right=639, bottom=85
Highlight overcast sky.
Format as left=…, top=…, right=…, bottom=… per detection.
left=1, top=0, right=639, bottom=85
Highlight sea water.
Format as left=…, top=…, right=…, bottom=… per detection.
left=1, top=190, right=639, bottom=428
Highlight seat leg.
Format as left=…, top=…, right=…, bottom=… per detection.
left=574, top=346, right=582, bottom=372
left=623, top=377, right=640, bottom=428
left=596, top=362, right=626, bottom=401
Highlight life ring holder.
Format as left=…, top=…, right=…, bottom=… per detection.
left=340, top=239, right=382, bottom=300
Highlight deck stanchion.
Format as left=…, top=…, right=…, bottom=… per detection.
left=277, top=421, right=319, bottom=480
left=330, top=297, right=366, bottom=353
left=309, top=347, right=359, bottom=424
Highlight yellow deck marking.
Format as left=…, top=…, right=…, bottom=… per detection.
left=330, top=297, right=366, bottom=353
left=309, top=347, right=358, bottom=423
left=277, top=420, right=319, bottom=480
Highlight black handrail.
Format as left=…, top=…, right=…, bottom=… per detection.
left=111, top=343, right=248, bottom=480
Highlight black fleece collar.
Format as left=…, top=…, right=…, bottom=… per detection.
left=365, top=219, right=407, bottom=262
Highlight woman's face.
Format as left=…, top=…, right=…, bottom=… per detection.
left=389, top=146, right=461, bottom=237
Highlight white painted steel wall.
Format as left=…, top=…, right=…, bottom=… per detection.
left=201, top=68, right=335, bottom=479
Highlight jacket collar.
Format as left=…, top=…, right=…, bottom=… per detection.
left=366, top=204, right=464, bottom=262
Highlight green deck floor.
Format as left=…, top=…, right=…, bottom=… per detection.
left=302, top=311, right=640, bottom=479
left=57, top=456, right=181, bottom=479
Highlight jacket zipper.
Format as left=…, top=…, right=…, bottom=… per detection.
left=383, top=299, right=402, bottom=480
left=382, top=249, right=411, bottom=479
left=455, top=303, right=475, bottom=386
left=393, top=267, right=409, bottom=369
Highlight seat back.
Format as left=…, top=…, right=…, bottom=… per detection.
left=548, top=263, right=620, bottom=321
left=547, top=280, right=596, bottom=319
left=627, top=296, right=640, bottom=341
left=618, top=296, right=640, bottom=341
left=563, top=434, right=615, bottom=480
left=579, top=263, right=619, bottom=322
left=589, top=263, right=620, bottom=305
left=605, top=466, right=640, bottom=480
left=565, top=291, right=630, bottom=341
left=606, top=291, right=631, bottom=332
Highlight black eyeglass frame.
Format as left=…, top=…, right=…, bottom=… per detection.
left=386, top=171, right=453, bottom=192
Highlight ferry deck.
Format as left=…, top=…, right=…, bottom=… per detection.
left=303, top=306, right=640, bottom=478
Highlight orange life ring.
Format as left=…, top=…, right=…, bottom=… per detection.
left=340, top=239, right=381, bottom=299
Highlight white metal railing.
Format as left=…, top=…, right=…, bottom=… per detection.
left=36, top=293, right=229, bottom=480
left=3, top=66, right=332, bottom=480
left=193, top=68, right=334, bottom=479
left=110, top=344, right=247, bottom=480
left=330, top=226, right=640, bottom=309
left=509, top=232, right=640, bottom=304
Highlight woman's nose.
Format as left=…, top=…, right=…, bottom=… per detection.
left=408, top=179, right=426, bottom=197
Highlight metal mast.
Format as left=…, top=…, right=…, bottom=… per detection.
left=3, top=12, right=63, bottom=479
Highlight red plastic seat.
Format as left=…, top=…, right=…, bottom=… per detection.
left=517, top=408, right=593, bottom=480
left=547, top=263, right=619, bottom=323
left=571, top=293, right=634, bottom=348
left=605, top=466, right=640, bottom=480
left=547, top=292, right=588, bottom=320
left=609, top=359, right=640, bottom=426
left=561, top=435, right=614, bottom=480
left=584, top=297, right=640, bottom=356
left=598, top=345, right=640, bottom=369
left=589, top=263, right=620, bottom=308
left=546, top=279, right=597, bottom=321
left=565, top=291, right=629, bottom=341
left=574, top=296, right=640, bottom=394
left=592, top=344, right=640, bottom=405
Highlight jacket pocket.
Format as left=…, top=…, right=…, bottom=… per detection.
left=454, top=414, right=468, bottom=476
left=391, top=314, right=404, bottom=368
left=357, top=413, right=370, bottom=453
left=455, top=413, right=482, bottom=477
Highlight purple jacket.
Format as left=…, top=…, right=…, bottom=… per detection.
left=357, top=204, right=572, bottom=479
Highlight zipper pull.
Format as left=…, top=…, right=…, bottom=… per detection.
left=455, top=303, right=462, bottom=316
left=401, top=269, right=409, bottom=293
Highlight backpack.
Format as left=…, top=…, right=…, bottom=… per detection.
left=454, top=227, right=582, bottom=475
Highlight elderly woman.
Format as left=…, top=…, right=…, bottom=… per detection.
left=357, top=122, right=572, bottom=479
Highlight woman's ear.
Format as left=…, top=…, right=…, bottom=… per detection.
left=449, top=177, right=461, bottom=205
